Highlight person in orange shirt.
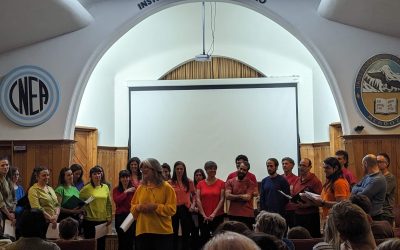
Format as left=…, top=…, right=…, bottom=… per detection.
left=305, top=157, right=350, bottom=219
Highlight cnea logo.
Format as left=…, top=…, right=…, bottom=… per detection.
left=0, top=65, right=60, bottom=127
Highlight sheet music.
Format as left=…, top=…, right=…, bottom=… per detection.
left=4, top=220, right=15, bottom=238
left=120, top=213, right=134, bottom=232
left=85, top=196, right=95, bottom=204
left=95, top=222, right=111, bottom=239
left=46, top=223, right=60, bottom=239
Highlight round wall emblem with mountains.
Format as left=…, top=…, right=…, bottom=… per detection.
left=355, top=54, right=400, bottom=128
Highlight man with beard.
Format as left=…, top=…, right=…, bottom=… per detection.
left=260, top=158, right=290, bottom=217
left=225, top=161, right=257, bottom=230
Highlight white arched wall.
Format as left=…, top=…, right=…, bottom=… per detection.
left=1, top=0, right=399, bottom=143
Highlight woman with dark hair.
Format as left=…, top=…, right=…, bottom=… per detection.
left=130, top=158, right=176, bottom=250
left=196, top=161, right=225, bottom=247
left=11, top=166, right=24, bottom=238
left=97, top=165, right=111, bottom=189
left=161, top=163, right=171, bottom=181
left=70, top=164, right=84, bottom=191
left=113, top=170, right=136, bottom=250
left=80, top=166, right=112, bottom=250
left=55, top=167, right=83, bottom=222
left=305, top=157, right=350, bottom=220
left=126, top=157, right=142, bottom=187
left=0, top=156, right=16, bottom=226
left=170, top=161, right=196, bottom=250
left=28, top=166, right=60, bottom=232
left=191, top=168, right=206, bottom=250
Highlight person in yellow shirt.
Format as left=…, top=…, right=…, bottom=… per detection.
left=130, top=158, right=176, bottom=250
left=80, top=166, right=112, bottom=250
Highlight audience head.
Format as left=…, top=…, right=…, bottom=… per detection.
left=126, top=157, right=142, bottom=180
left=59, top=217, right=79, bottom=240
left=10, top=166, right=21, bottom=184
left=70, top=164, right=83, bottom=184
left=35, top=166, right=50, bottom=186
left=287, top=226, right=312, bottom=239
left=193, top=168, right=206, bottom=186
left=323, top=211, right=341, bottom=249
left=254, top=211, right=287, bottom=239
left=332, top=201, right=374, bottom=245
left=161, top=162, right=171, bottom=181
left=248, top=232, right=288, bottom=250
left=349, top=194, right=372, bottom=214
left=214, top=221, right=252, bottom=236
left=203, top=231, right=260, bottom=250
left=0, top=156, right=10, bottom=178
left=377, top=238, right=400, bottom=250
left=140, top=158, right=164, bottom=186
left=20, top=208, right=47, bottom=238
left=281, top=157, right=295, bottom=174
left=235, top=154, right=249, bottom=168
left=335, top=150, right=349, bottom=168
left=237, top=161, right=250, bottom=180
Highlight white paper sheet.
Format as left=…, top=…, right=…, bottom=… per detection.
left=4, top=220, right=15, bottom=238
left=95, top=222, right=111, bottom=239
left=46, top=223, right=60, bottom=239
left=120, top=213, right=134, bottom=232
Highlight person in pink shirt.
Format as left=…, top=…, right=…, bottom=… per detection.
left=226, top=155, right=257, bottom=184
left=281, top=157, right=299, bottom=228
left=335, top=150, right=357, bottom=189
left=196, top=161, right=225, bottom=247
left=113, top=170, right=136, bottom=250
left=169, top=161, right=196, bottom=250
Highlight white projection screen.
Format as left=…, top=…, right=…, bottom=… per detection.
left=129, top=80, right=299, bottom=181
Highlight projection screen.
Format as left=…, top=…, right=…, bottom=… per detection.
left=129, top=80, right=299, bottom=181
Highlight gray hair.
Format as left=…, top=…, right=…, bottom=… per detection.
left=254, top=211, right=287, bottom=239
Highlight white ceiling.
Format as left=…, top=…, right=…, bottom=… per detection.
left=0, top=0, right=399, bottom=56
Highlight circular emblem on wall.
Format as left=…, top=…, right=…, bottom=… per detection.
left=355, top=54, right=400, bottom=128
left=0, top=65, right=60, bottom=127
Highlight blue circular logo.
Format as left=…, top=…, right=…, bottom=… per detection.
left=355, top=54, right=400, bottom=128
left=0, top=65, right=60, bottom=127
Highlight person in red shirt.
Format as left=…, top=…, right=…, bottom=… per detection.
left=281, top=157, right=299, bottom=228
left=335, top=150, right=357, bottom=189
left=226, top=154, right=257, bottom=183
left=196, top=161, right=225, bottom=247
left=169, top=161, right=196, bottom=250
left=225, top=161, right=257, bottom=230
left=291, top=158, right=322, bottom=238
left=113, top=170, right=136, bottom=250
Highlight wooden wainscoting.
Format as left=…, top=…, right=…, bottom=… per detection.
left=343, top=134, right=400, bottom=204
left=97, top=146, right=129, bottom=189
left=0, top=140, right=74, bottom=189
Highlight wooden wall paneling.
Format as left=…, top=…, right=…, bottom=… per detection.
left=73, top=127, right=98, bottom=183
left=329, top=122, right=344, bottom=155
left=300, top=142, right=331, bottom=184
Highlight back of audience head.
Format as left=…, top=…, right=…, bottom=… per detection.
left=331, top=201, right=373, bottom=245
left=287, top=226, right=312, bottom=239
left=323, top=211, right=341, bottom=249
left=254, top=211, right=287, bottom=239
left=20, top=208, right=47, bottom=239
left=349, top=194, right=371, bottom=215
left=248, top=232, right=289, bottom=250
left=59, top=217, right=79, bottom=240
left=377, top=238, right=400, bottom=250
left=214, top=220, right=252, bottom=236
left=203, top=231, right=260, bottom=250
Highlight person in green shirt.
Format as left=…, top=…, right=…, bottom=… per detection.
left=55, top=167, right=84, bottom=222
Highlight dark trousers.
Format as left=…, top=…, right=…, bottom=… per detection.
left=227, top=215, right=255, bottom=231
left=172, top=205, right=193, bottom=250
left=136, top=233, right=173, bottom=250
left=115, top=213, right=135, bottom=250
left=82, top=219, right=107, bottom=250
left=284, top=210, right=296, bottom=229
left=198, top=214, right=224, bottom=248
left=295, top=212, right=321, bottom=238
left=190, top=213, right=201, bottom=250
